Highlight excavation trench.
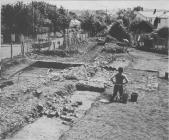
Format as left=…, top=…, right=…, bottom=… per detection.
left=5, top=90, right=100, bottom=140
left=30, top=60, right=84, bottom=69
left=3, top=60, right=104, bottom=140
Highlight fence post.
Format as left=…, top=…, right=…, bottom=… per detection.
left=11, top=42, right=13, bottom=59
left=53, top=42, right=55, bottom=50
left=20, top=34, right=24, bottom=56
left=11, top=33, right=15, bottom=59
left=21, top=42, right=24, bottom=56
left=23, top=42, right=24, bottom=56
left=27, top=42, right=29, bottom=52
left=0, top=44, right=1, bottom=77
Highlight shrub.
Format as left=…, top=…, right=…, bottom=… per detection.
left=109, top=22, right=130, bottom=42
left=157, top=27, right=169, bottom=38
left=130, top=20, right=154, bottom=33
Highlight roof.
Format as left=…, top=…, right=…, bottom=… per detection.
left=159, top=12, right=169, bottom=18
left=137, top=11, right=164, bottom=18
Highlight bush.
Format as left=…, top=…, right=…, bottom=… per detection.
left=157, top=27, right=169, bottom=38
left=109, top=22, right=130, bottom=42
left=130, top=20, right=154, bottom=33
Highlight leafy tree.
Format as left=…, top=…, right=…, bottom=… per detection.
left=133, top=6, right=143, bottom=11
left=130, top=20, right=154, bottom=33
left=105, top=15, right=112, bottom=25
left=2, top=1, right=71, bottom=39
left=47, top=6, right=70, bottom=33
left=69, top=11, right=77, bottom=18
left=58, top=6, right=66, bottom=15
left=80, top=11, right=107, bottom=36
left=81, top=12, right=95, bottom=33
left=109, top=22, right=130, bottom=42
left=56, top=13, right=71, bottom=32
left=116, top=9, right=136, bottom=30
left=2, top=4, right=15, bottom=33
left=2, top=1, right=33, bottom=40
left=13, top=2, right=33, bottom=34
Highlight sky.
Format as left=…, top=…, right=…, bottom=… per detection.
left=1, top=0, right=169, bottom=10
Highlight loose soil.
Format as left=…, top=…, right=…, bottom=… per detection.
left=1, top=39, right=168, bottom=140
left=5, top=91, right=100, bottom=140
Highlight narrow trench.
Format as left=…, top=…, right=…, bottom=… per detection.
left=31, top=61, right=83, bottom=69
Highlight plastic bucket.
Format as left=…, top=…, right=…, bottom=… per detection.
left=131, top=92, right=138, bottom=102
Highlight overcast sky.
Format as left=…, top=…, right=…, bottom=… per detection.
left=1, top=0, right=169, bottom=10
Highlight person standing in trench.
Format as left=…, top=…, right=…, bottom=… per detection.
left=110, top=67, right=129, bottom=102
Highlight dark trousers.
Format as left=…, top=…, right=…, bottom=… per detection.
left=112, top=85, right=123, bottom=100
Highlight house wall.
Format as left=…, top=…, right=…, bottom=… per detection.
left=136, top=13, right=147, bottom=21
left=157, top=18, right=169, bottom=29
left=136, top=12, right=169, bottom=29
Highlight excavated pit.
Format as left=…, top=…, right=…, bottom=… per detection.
left=30, top=61, right=84, bottom=69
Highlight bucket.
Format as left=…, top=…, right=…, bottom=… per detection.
left=131, top=92, right=138, bottom=102
left=121, top=93, right=128, bottom=104
left=165, top=72, right=168, bottom=80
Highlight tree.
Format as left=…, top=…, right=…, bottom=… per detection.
left=130, top=20, right=154, bottom=34
left=69, top=11, right=77, bottom=19
left=109, top=22, right=130, bottom=42
left=47, top=6, right=70, bottom=33
left=2, top=4, right=15, bottom=33
left=105, top=15, right=112, bottom=25
left=2, top=2, right=33, bottom=43
left=13, top=2, right=33, bottom=35
left=80, top=12, right=95, bottom=34
left=133, top=6, right=143, bottom=11
left=2, top=1, right=71, bottom=38
left=80, top=11, right=107, bottom=36
left=56, top=14, right=71, bottom=32
left=116, top=9, right=136, bottom=30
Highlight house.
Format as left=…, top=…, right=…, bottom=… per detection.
left=135, top=10, right=169, bottom=29
left=157, top=12, right=169, bottom=29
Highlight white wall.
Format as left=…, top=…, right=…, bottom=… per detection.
left=158, top=18, right=169, bottom=29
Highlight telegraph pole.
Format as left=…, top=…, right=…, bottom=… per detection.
left=32, top=2, right=35, bottom=36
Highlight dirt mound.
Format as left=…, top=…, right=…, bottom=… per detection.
left=102, top=43, right=125, bottom=54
